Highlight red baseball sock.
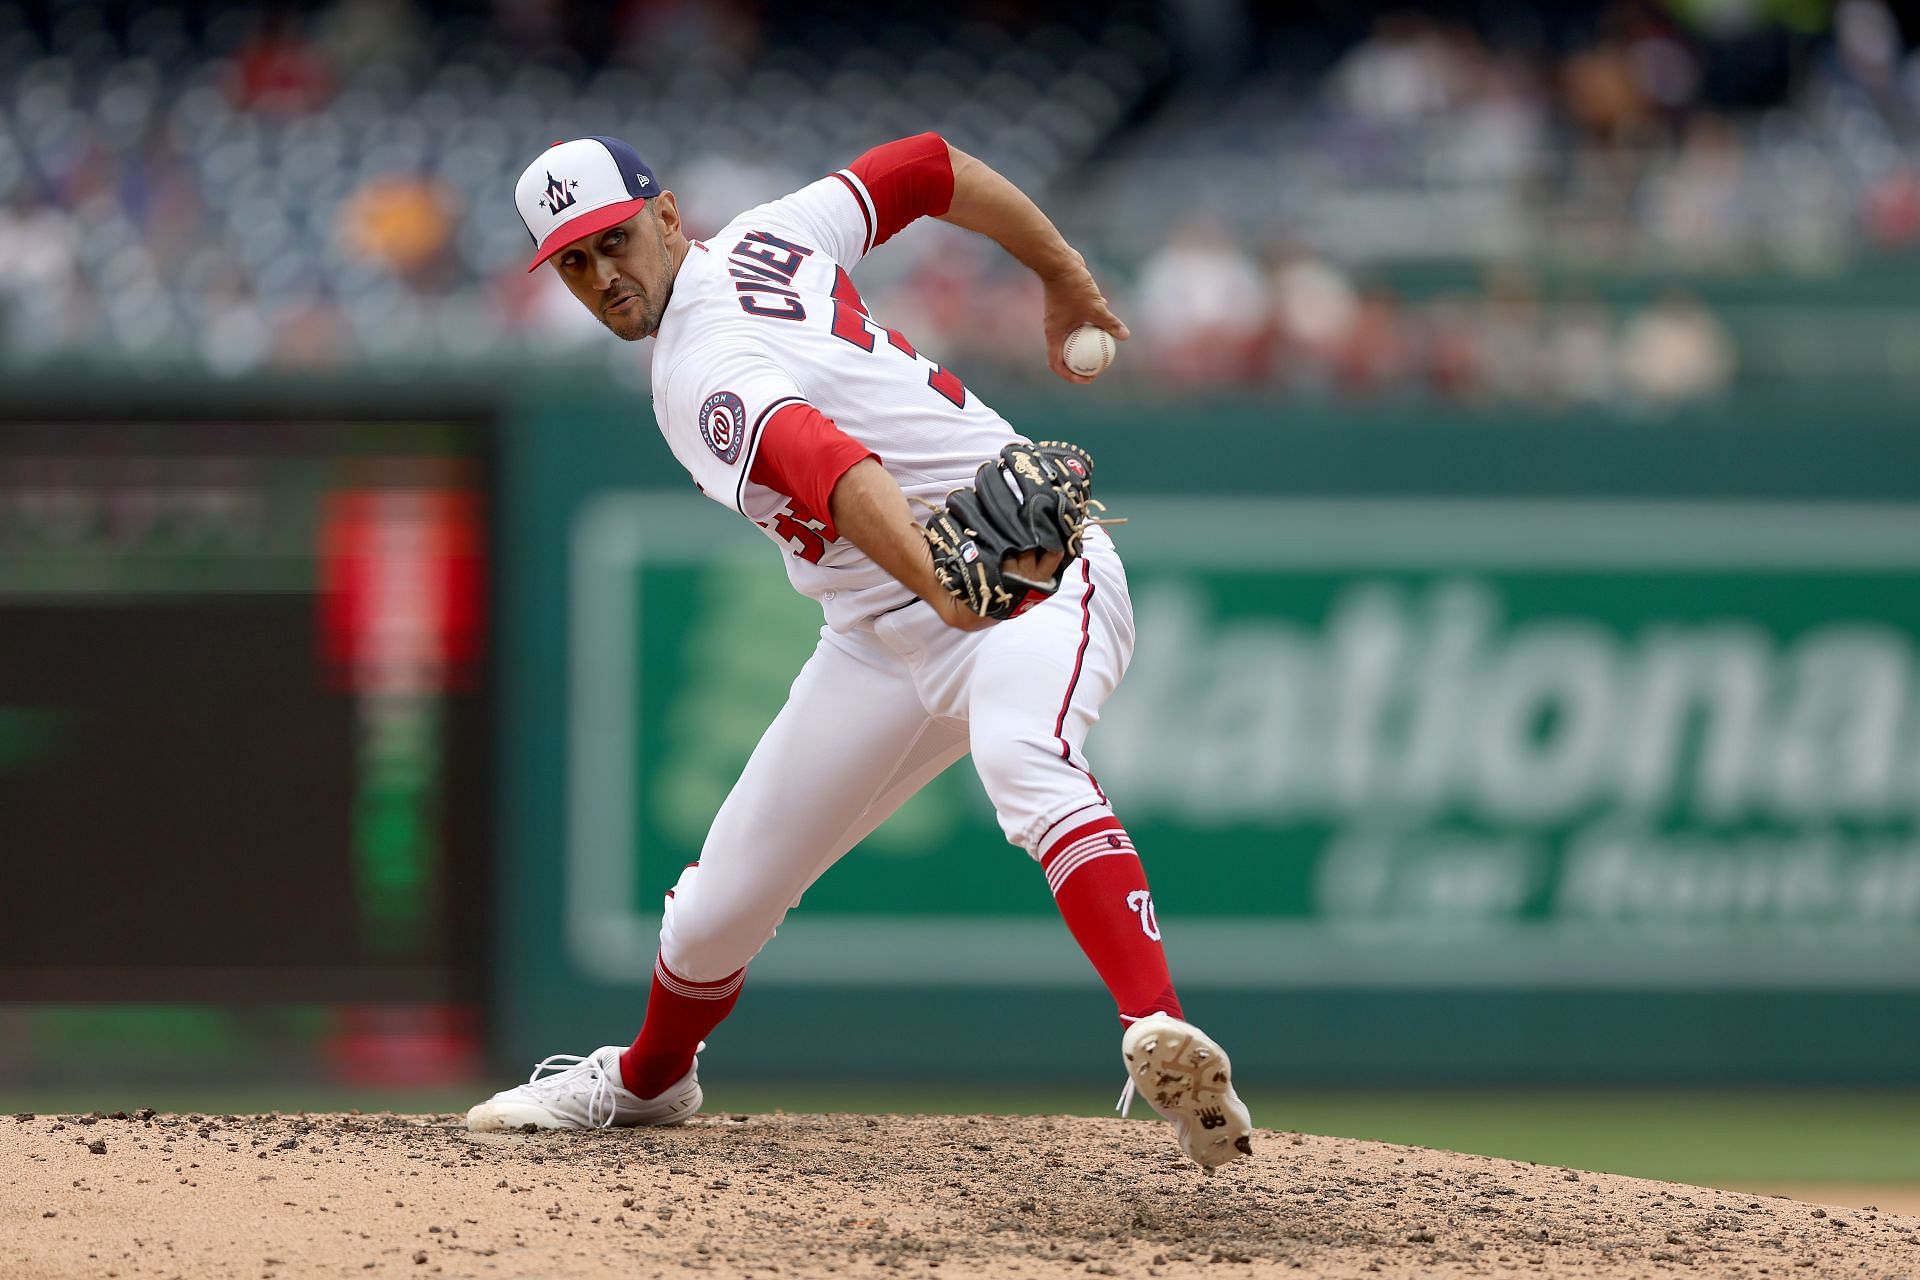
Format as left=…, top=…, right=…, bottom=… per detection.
left=1040, top=816, right=1183, bottom=1024
left=618, top=957, right=745, bottom=1099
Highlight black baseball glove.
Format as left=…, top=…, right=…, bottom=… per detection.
left=923, top=440, right=1099, bottom=621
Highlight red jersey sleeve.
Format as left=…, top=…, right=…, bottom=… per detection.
left=748, top=402, right=878, bottom=542
left=833, top=132, right=955, bottom=255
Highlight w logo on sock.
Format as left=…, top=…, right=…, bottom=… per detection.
left=1126, top=890, right=1161, bottom=941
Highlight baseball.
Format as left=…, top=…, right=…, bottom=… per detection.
left=1062, top=324, right=1116, bottom=377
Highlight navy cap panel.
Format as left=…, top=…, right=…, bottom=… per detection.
left=586, top=135, right=659, bottom=201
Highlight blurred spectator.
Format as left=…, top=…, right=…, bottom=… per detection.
left=1134, top=217, right=1267, bottom=385
left=1619, top=288, right=1735, bottom=405
left=1618, top=6, right=1701, bottom=117
left=270, top=288, right=354, bottom=372
left=229, top=11, right=334, bottom=115
left=0, top=0, right=1914, bottom=405
left=0, top=193, right=87, bottom=359
left=1448, top=50, right=1549, bottom=184
left=337, top=177, right=457, bottom=282
left=1562, top=36, right=1656, bottom=145
left=1643, top=113, right=1750, bottom=261
left=0, top=193, right=81, bottom=298
left=1476, top=265, right=1553, bottom=402
left=1420, top=294, right=1485, bottom=402
left=1865, top=167, right=1920, bottom=248
left=195, top=267, right=272, bottom=378
left=1833, top=0, right=1903, bottom=96
left=1331, top=13, right=1475, bottom=125
left=1268, top=246, right=1360, bottom=392
left=1545, top=292, right=1619, bottom=405
left=1270, top=249, right=1359, bottom=357
left=1331, top=285, right=1413, bottom=396
left=316, top=0, right=427, bottom=75
left=122, top=133, right=208, bottom=269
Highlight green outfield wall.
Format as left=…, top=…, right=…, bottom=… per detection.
left=9, top=378, right=1920, bottom=1086
left=490, top=384, right=1920, bottom=1083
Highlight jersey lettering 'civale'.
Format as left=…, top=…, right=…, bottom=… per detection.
left=649, top=135, right=1023, bottom=632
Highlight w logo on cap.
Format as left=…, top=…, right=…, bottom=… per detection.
left=540, top=172, right=579, bottom=214
left=515, top=136, right=660, bottom=272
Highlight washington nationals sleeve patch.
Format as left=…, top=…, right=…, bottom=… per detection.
left=699, top=390, right=749, bottom=464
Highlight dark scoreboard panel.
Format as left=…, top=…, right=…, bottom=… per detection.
left=0, top=417, right=491, bottom=1003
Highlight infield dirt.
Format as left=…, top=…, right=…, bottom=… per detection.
left=6, top=1110, right=1917, bottom=1279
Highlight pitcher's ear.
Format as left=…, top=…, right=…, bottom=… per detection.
left=654, top=190, right=682, bottom=237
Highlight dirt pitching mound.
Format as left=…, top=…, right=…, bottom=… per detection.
left=7, top=1110, right=1917, bottom=1279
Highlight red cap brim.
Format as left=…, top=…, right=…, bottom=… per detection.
left=525, top=198, right=649, bottom=272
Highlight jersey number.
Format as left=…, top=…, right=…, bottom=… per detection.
left=762, top=501, right=829, bottom=563
left=829, top=267, right=967, bottom=409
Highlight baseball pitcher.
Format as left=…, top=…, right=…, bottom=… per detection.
left=468, top=132, right=1253, bottom=1170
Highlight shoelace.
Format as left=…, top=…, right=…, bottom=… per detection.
left=1114, top=1077, right=1137, bottom=1119
left=525, top=1053, right=619, bottom=1128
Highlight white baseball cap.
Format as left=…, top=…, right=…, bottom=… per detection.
left=514, top=135, right=660, bottom=272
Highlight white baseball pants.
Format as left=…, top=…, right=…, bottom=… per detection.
left=658, top=529, right=1135, bottom=982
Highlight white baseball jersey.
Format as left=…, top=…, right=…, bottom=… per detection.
left=501, top=136, right=1214, bottom=1146
left=649, top=171, right=1023, bottom=631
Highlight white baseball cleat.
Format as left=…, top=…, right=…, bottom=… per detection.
left=465, top=1044, right=702, bottom=1132
left=1118, top=1013, right=1254, bottom=1170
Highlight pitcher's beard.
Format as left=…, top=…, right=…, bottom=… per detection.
left=599, top=225, right=676, bottom=340
left=605, top=280, right=670, bottom=340
left=603, top=300, right=649, bottom=340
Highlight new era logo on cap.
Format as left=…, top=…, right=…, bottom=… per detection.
left=515, top=135, right=659, bottom=272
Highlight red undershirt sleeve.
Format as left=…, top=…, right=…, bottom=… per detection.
left=748, top=401, right=878, bottom=543
left=841, top=132, right=955, bottom=251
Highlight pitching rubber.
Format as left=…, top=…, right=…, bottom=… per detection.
left=1121, top=1013, right=1255, bottom=1170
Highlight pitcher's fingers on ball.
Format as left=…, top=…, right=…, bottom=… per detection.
left=1048, top=346, right=1096, bottom=384
left=1051, top=353, right=1094, bottom=384
left=1061, top=323, right=1118, bottom=378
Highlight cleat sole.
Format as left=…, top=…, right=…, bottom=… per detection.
left=1121, top=1015, right=1254, bottom=1170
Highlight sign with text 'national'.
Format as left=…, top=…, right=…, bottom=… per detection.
left=564, top=497, right=1920, bottom=991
